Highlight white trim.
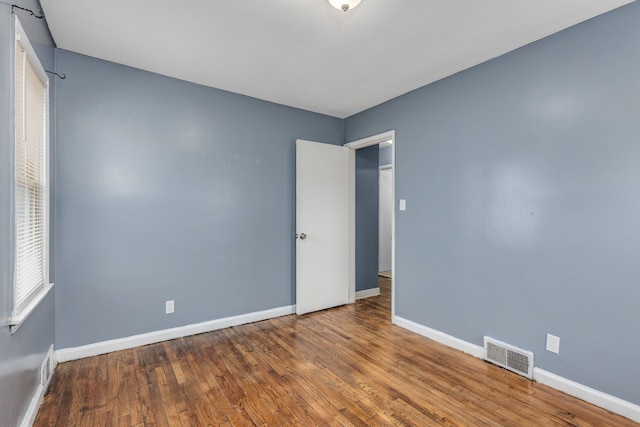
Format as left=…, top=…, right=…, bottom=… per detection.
left=393, top=315, right=640, bottom=423
left=56, top=305, right=296, bottom=362
left=345, top=130, right=396, bottom=319
left=12, top=16, right=51, bottom=333
left=534, top=368, right=640, bottom=423
left=19, top=344, right=56, bottom=427
left=15, top=17, right=48, bottom=84
left=9, top=283, right=54, bottom=334
left=390, top=137, right=395, bottom=320
left=355, top=287, right=380, bottom=300
left=393, top=316, right=485, bottom=358
left=20, top=383, right=45, bottom=427
left=348, top=148, right=356, bottom=304
left=344, top=130, right=395, bottom=150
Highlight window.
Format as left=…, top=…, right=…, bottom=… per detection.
left=10, top=17, right=51, bottom=332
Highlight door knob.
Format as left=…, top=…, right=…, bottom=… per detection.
left=297, top=233, right=307, bottom=240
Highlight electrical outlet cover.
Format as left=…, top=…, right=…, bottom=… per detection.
left=166, top=300, right=175, bottom=314
left=546, top=334, right=560, bottom=354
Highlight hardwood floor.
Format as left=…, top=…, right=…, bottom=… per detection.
left=379, top=271, right=392, bottom=279
left=35, top=277, right=638, bottom=426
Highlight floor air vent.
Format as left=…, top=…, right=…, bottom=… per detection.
left=40, top=345, right=55, bottom=387
left=484, top=337, right=534, bottom=379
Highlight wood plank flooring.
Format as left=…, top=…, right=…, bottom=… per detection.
left=35, top=278, right=638, bottom=426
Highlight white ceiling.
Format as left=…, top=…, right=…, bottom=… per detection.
left=41, top=0, right=634, bottom=118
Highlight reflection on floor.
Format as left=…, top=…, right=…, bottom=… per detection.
left=378, top=270, right=392, bottom=279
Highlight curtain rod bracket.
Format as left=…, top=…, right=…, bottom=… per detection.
left=45, top=70, right=66, bottom=79
left=11, top=4, right=44, bottom=18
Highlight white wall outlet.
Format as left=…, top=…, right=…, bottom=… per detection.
left=546, top=333, right=560, bottom=354
left=165, top=300, right=175, bottom=314
left=399, top=199, right=407, bottom=211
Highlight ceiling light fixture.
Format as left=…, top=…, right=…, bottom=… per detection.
left=328, top=0, right=361, bottom=12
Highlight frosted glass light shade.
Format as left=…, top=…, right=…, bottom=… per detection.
left=328, top=0, right=362, bottom=12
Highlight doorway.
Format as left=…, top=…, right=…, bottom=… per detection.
left=345, top=130, right=395, bottom=319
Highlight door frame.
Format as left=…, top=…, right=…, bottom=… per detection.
left=378, top=164, right=393, bottom=273
left=344, top=130, right=395, bottom=319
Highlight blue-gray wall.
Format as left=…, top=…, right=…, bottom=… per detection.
left=0, top=3, right=56, bottom=426
left=53, top=50, right=343, bottom=349
left=355, top=146, right=379, bottom=292
left=5, top=1, right=640, bottom=422
left=345, top=2, right=640, bottom=404
left=379, top=146, right=392, bottom=166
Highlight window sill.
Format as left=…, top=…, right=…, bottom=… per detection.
left=9, top=283, right=54, bottom=334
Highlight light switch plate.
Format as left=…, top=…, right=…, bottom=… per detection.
left=399, top=199, right=406, bottom=211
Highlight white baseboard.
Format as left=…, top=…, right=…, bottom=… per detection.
left=56, top=305, right=296, bottom=363
left=20, top=384, right=44, bottom=427
left=356, top=287, right=380, bottom=300
left=21, top=345, right=56, bottom=427
left=393, top=315, right=640, bottom=423
left=534, top=368, right=640, bottom=423
left=393, top=316, right=484, bottom=358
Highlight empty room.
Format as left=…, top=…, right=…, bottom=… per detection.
left=1, top=0, right=640, bottom=426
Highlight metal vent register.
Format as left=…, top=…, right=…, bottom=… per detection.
left=484, top=337, right=534, bottom=379
left=40, top=345, right=55, bottom=386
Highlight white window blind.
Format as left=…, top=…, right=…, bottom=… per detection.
left=13, top=19, right=49, bottom=319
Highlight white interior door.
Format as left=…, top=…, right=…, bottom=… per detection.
left=296, top=139, right=351, bottom=315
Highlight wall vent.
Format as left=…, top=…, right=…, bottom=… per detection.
left=40, top=345, right=55, bottom=387
left=483, top=337, right=534, bottom=379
